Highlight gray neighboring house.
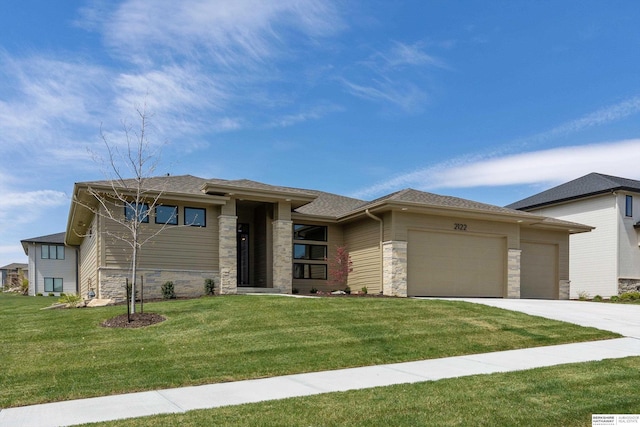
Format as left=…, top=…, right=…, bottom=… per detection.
left=1, top=263, right=28, bottom=289
left=508, top=172, right=640, bottom=298
left=21, top=232, right=78, bottom=296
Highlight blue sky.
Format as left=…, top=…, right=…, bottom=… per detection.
left=2, top=0, right=640, bottom=267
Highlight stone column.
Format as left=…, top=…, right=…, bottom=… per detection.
left=218, top=214, right=238, bottom=295
left=272, top=219, right=293, bottom=294
left=559, top=280, right=570, bottom=300
left=507, top=248, right=521, bottom=298
left=382, top=241, right=407, bottom=297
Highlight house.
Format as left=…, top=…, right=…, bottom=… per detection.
left=0, top=263, right=28, bottom=290
left=65, top=175, right=591, bottom=301
left=20, top=232, right=78, bottom=296
left=507, top=172, right=640, bottom=298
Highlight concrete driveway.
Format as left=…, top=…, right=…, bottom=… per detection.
left=430, top=298, right=640, bottom=339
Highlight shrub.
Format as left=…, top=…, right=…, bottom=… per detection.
left=361, top=286, right=368, bottom=295
left=161, top=281, right=176, bottom=299
left=204, top=278, right=216, bottom=296
left=593, top=295, right=603, bottom=302
left=48, top=293, right=55, bottom=297
left=577, top=290, right=589, bottom=301
left=610, top=295, right=619, bottom=302
left=36, top=293, right=43, bottom=297
left=292, top=288, right=299, bottom=294
left=310, top=287, right=318, bottom=294
left=21, top=279, right=29, bottom=295
left=58, top=293, right=82, bottom=308
left=618, top=291, right=640, bottom=301
left=344, top=286, right=351, bottom=295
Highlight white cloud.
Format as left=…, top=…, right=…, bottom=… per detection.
left=93, top=0, right=344, bottom=67
left=352, top=139, right=640, bottom=198
left=520, top=96, right=640, bottom=146
left=340, top=77, right=427, bottom=113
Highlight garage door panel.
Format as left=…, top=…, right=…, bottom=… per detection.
left=521, top=242, right=557, bottom=299
left=408, top=231, right=506, bottom=297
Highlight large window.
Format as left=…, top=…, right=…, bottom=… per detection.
left=294, top=264, right=327, bottom=280
left=156, top=205, right=178, bottom=225
left=293, top=224, right=328, bottom=280
left=125, top=203, right=149, bottom=223
left=294, top=244, right=327, bottom=260
left=44, top=277, right=63, bottom=293
left=626, top=195, right=633, bottom=217
left=185, top=207, right=206, bottom=227
left=294, top=224, right=327, bottom=241
left=41, top=245, right=65, bottom=260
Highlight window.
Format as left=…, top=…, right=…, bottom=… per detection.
left=41, top=245, right=65, bottom=260
left=293, top=224, right=327, bottom=241
left=294, top=244, right=327, bottom=260
left=626, top=195, right=633, bottom=217
left=185, top=207, right=206, bottom=227
left=44, top=277, right=63, bottom=293
left=293, top=224, right=328, bottom=280
left=294, top=264, right=327, bottom=280
left=125, top=203, right=149, bottom=223
left=156, top=205, right=178, bottom=225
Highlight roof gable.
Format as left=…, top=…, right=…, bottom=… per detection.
left=507, top=173, right=640, bottom=210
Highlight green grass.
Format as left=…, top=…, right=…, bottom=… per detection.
left=0, top=292, right=617, bottom=408
left=86, top=356, right=640, bottom=427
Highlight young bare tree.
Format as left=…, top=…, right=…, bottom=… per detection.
left=74, top=102, right=172, bottom=314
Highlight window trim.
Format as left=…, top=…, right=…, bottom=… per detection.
left=155, top=205, right=178, bottom=225
left=626, top=195, right=633, bottom=217
left=184, top=207, right=206, bottom=227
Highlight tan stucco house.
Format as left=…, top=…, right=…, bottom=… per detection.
left=65, top=175, right=591, bottom=301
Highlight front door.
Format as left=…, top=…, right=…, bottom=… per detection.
left=237, top=223, right=250, bottom=286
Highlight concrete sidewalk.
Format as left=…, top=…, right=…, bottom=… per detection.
left=2, top=299, right=640, bottom=426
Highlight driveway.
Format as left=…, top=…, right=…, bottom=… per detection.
left=429, top=298, right=640, bottom=339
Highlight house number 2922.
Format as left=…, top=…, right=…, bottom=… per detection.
left=454, top=223, right=468, bottom=231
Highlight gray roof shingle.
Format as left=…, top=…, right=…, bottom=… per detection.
left=507, top=173, right=640, bottom=210
left=21, top=232, right=66, bottom=244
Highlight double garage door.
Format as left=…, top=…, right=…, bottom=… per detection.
left=407, top=231, right=559, bottom=298
left=407, top=230, right=506, bottom=297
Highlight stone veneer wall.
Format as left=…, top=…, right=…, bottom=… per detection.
left=272, top=219, right=293, bottom=293
left=507, top=248, right=521, bottom=298
left=382, top=241, right=407, bottom=297
left=618, top=278, right=640, bottom=294
left=559, top=280, right=570, bottom=300
left=98, top=268, right=219, bottom=302
left=218, top=214, right=238, bottom=295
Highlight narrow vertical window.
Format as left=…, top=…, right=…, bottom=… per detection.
left=626, top=195, right=633, bottom=217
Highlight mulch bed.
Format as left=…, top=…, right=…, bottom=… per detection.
left=101, top=312, right=166, bottom=328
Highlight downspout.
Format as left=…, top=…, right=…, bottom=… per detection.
left=365, top=209, right=384, bottom=292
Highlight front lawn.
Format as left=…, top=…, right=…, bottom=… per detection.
left=0, top=292, right=617, bottom=408
left=88, top=356, right=640, bottom=427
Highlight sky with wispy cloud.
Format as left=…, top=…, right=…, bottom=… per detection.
left=2, top=0, right=640, bottom=267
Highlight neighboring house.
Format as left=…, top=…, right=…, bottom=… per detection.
left=20, top=232, right=78, bottom=296
left=507, top=172, right=640, bottom=298
left=65, top=175, right=590, bottom=301
left=0, top=263, right=28, bottom=290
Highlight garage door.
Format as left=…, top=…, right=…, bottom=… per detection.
left=520, top=242, right=557, bottom=299
left=408, top=230, right=506, bottom=297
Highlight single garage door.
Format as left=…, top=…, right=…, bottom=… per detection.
left=520, top=242, right=557, bottom=299
left=408, top=230, right=506, bottom=297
